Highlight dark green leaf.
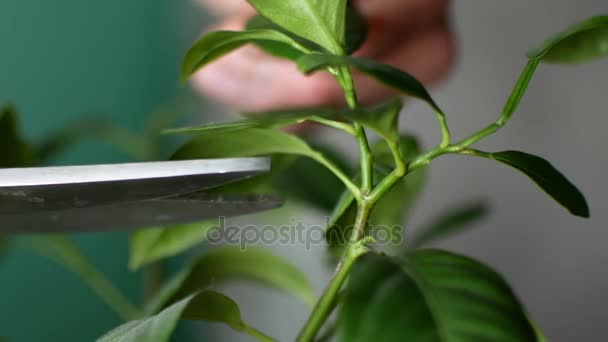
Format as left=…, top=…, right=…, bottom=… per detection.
left=345, top=98, right=402, bottom=143
left=246, top=0, right=348, bottom=54
left=0, top=104, right=36, bottom=167
left=129, top=222, right=216, bottom=270
left=273, top=142, right=353, bottom=212
left=343, top=5, right=368, bottom=55
left=146, top=247, right=314, bottom=314
left=297, top=54, right=443, bottom=113
left=409, top=202, right=488, bottom=249
left=36, top=117, right=148, bottom=163
left=181, top=30, right=310, bottom=82
left=338, top=251, right=537, bottom=342
left=25, top=235, right=140, bottom=320
left=529, top=16, right=608, bottom=64
left=476, top=150, right=589, bottom=218
left=99, top=291, right=271, bottom=342
left=246, top=15, right=319, bottom=60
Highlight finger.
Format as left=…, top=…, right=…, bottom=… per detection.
left=196, top=0, right=254, bottom=17
left=352, top=20, right=455, bottom=105
left=354, top=0, right=448, bottom=25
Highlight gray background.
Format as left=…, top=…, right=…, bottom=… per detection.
left=207, top=1, right=608, bottom=341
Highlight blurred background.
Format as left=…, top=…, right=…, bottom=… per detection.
left=1, top=0, right=606, bottom=341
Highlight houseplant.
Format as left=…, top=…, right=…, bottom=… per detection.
left=1, top=1, right=606, bottom=341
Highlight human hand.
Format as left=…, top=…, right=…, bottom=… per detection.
left=193, top=0, right=455, bottom=112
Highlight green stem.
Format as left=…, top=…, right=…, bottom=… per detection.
left=310, top=116, right=357, bottom=136
left=317, top=153, right=361, bottom=201
left=337, top=67, right=373, bottom=196
left=436, top=110, right=451, bottom=148
left=296, top=206, right=372, bottom=342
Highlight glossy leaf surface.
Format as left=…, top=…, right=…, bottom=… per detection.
left=246, top=0, right=348, bottom=54
left=338, top=251, right=537, bottom=342
left=476, top=151, right=589, bottom=218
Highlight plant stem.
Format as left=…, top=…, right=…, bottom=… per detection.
left=337, top=67, right=374, bottom=196
left=296, top=205, right=372, bottom=342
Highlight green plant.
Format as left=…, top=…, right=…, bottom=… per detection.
left=2, top=2, right=607, bottom=342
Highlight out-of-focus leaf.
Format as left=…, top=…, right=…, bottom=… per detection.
left=338, top=251, right=538, bottom=342
left=129, top=222, right=216, bottom=271
left=25, top=235, right=140, bottom=320
left=529, top=16, right=608, bottom=64
left=246, top=0, right=348, bottom=54
left=343, top=5, right=368, bottom=55
left=273, top=142, right=353, bottom=212
left=473, top=150, right=589, bottom=218
left=146, top=247, right=314, bottom=314
left=36, top=117, right=148, bottom=163
left=181, top=30, right=310, bottom=82
left=0, top=104, right=36, bottom=167
left=345, top=98, right=402, bottom=143
left=172, top=128, right=320, bottom=161
left=326, top=136, right=426, bottom=255
left=99, top=291, right=272, bottom=342
left=409, top=202, right=488, bottom=249
left=297, top=54, right=442, bottom=114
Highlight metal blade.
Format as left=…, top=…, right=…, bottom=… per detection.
left=0, top=158, right=270, bottom=214
left=0, top=193, right=283, bottom=233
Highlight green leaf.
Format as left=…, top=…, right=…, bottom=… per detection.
left=474, top=150, right=589, bottom=218
left=24, top=235, right=140, bottom=320
left=273, top=142, right=353, bottom=212
left=0, top=104, right=36, bottom=167
left=346, top=98, right=402, bottom=143
left=326, top=136, right=426, bottom=254
left=246, top=0, right=348, bottom=54
left=338, top=251, right=537, bottom=342
left=529, top=16, right=608, bottom=64
left=181, top=29, right=310, bottom=82
left=246, top=15, right=319, bottom=60
left=99, top=291, right=272, bottom=342
left=146, top=247, right=315, bottom=314
left=128, top=222, right=216, bottom=270
left=172, top=127, right=320, bottom=161
left=343, top=5, right=368, bottom=55
left=409, top=202, right=488, bottom=249
left=36, top=117, right=149, bottom=163
left=297, top=54, right=443, bottom=114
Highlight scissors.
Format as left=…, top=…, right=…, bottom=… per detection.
left=0, top=157, right=282, bottom=233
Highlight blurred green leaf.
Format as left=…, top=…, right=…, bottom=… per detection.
left=326, top=136, right=426, bottom=254
left=338, top=251, right=538, bottom=342
left=0, top=104, right=36, bottom=167
left=297, top=54, right=442, bottom=114
left=129, top=222, right=216, bottom=270
left=343, top=5, right=368, bottom=55
left=409, top=202, right=488, bottom=249
left=146, top=247, right=314, bottom=314
left=473, top=150, right=589, bottom=218
left=529, top=16, right=608, bottom=64
left=25, top=235, right=140, bottom=320
left=246, top=0, right=347, bottom=54
left=273, top=142, right=353, bottom=212
left=181, top=30, right=310, bottom=82
left=36, top=117, right=149, bottom=163
left=345, top=98, right=402, bottom=143
left=172, top=128, right=320, bottom=161
left=99, top=291, right=272, bottom=342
